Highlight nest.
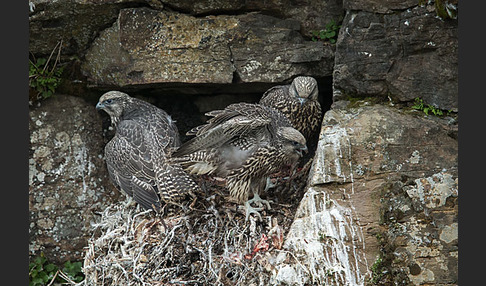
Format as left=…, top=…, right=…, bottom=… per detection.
left=82, top=162, right=311, bottom=286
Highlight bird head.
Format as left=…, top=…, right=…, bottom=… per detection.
left=289, top=76, right=319, bottom=105
left=96, top=91, right=132, bottom=126
left=278, top=127, right=308, bottom=158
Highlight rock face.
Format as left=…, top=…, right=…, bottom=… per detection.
left=28, top=0, right=145, bottom=57
left=272, top=104, right=458, bottom=285
left=333, top=5, right=458, bottom=111
left=29, top=0, right=343, bottom=58
left=28, top=0, right=458, bottom=284
left=343, top=0, right=417, bottom=13
left=81, top=8, right=335, bottom=87
left=162, top=0, right=344, bottom=35
left=29, top=95, right=122, bottom=263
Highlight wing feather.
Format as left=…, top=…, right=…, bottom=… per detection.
left=105, top=119, right=161, bottom=209
left=174, top=103, right=272, bottom=157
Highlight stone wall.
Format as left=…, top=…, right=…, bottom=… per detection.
left=29, top=94, right=122, bottom=262
left=271, top=105, right=457, bottom=285
left=29, top=0, right=457, bottom=284
left=333, top=3, right=458, bottom=111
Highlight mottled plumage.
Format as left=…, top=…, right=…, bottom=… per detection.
left=96, top=91, right=199, bottom=212
left=259, top=76, right=322, bottom=140
left=173, top=102, right=307, bottom=219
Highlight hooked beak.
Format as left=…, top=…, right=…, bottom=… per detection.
left=95, top=102, right=104, bottom=110
left=297, top=144, right=308, bottom=157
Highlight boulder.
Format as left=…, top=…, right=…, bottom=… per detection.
left=81, top=8, right=335, bottom=87
left=162, top=0, right=344, bottom=36
left=343, top=0, right=417, bottom=13
left=29, top=94, right=122, bottom=263
left=82, top=8, right=236, bottom=86
left=333, top=5, right=458, bottom=111
left=230, top=13, right=335, bottom=83
left=272, top=104, right=458, bottom=285
left=28, top=0, right=154, bottom=57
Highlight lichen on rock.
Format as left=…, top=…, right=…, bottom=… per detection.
left=29, top=94, right=122, bottom=263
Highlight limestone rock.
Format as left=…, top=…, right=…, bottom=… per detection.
left=82, top=8, right=236, bottom=86
left=159, top=0, right=245, bottom=15
left=81, top=8, right=334, bottom=87
left=29, top=94, right=122, bottom=263
left=343, top=0, right=417, bottom=13
left=160, top=0, right=344, bottom=36
left=28, top=0, right=152, bottom=57
left=230, top=13, right=334, bottom=83
left=273, top=104, right=458, bottom=285
left=333, top=6, right=458, bottom=111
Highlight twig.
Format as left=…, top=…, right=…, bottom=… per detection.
left=46, top=269, right=60, bottom=286
left=43, top=40, right=62, bottom=74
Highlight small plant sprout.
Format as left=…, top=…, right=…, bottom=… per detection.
left=310, top=19, right=341, bottom=44
left=29, top=41, right=64, bottom=103
left=29, top=252, right=84, bottom=286
left=411, top=97, right=450, bottom=116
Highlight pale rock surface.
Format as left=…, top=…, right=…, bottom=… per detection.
left=29, top=94, right=121, bottom=263
left=81, top=8, right=335, bottom=87
left=272, top=104, right=457, bottom=285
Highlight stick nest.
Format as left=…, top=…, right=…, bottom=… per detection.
left=82, top=163, right=311, bottom=286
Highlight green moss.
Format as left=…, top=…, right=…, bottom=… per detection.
left=419, top=0, right=458, bottom=20
left=346, top=95, right=385, bottom=108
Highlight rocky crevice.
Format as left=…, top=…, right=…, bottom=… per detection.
left=29, top=1, right=457, bottom=285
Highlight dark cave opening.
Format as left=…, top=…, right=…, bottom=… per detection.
left=93, top=76, right=333, bottom=145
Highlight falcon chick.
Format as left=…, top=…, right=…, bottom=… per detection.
left=172, top=102, right=307, bottom=220
left=259, top=76, right=322, bottom=140
left=96, top=91, right=200, bottom=212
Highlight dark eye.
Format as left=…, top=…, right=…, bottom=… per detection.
left=105, top=99, right=113, bottom=104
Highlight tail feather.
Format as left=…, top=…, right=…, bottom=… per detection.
left=155, top=163, right=201, bottom=202
left=171, top=151, right=218, bottom=175
left=131, top=176, right=162, bottom=211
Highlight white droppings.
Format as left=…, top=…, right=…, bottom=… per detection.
left=241, top=60, right=262, bottom=75
left=311, top=123, right=353, bottom=185
left=358, top=51, right=372, bottom=57
left=36, top=172, right=46, bottom=182
left=409, top=150, right=421, bottom=164
left=274, top=187, right=368, bottom=285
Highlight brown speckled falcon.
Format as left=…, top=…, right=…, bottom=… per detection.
left=172, top=102, right=307, bottom=220
left=259, top=76, right=322, bottom=140
left=95, top=91, right=200, bottom=212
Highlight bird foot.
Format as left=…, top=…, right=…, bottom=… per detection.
left=242, top=193, right=272, bottom=221
left=248, top=193, right=271, bottom=210
left=241, top=203, right=264, bottom=221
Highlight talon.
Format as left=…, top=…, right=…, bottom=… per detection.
left=241, top=192, right=272, bottom=221
left=247, top=193, right=271, bottom=210
left=241, top=203, right=263, bottom=221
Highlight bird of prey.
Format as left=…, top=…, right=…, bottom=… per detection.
left=259, top=76, right=322, bottom=140
left=95, top=91, right=200, bottom=212
left=172, top=102, right=308, bottom=220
